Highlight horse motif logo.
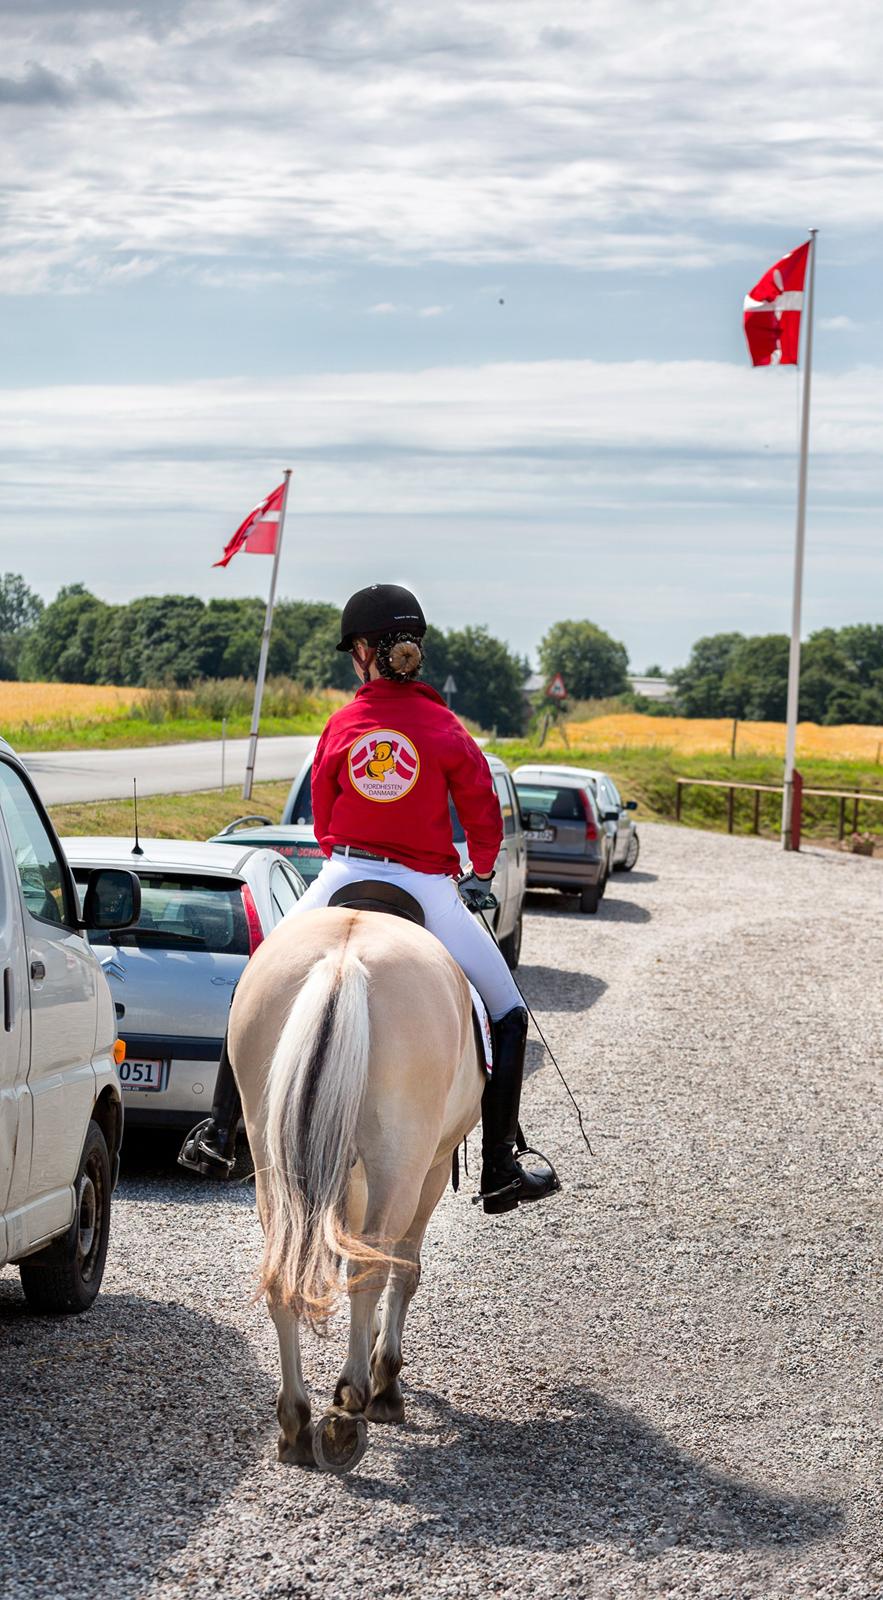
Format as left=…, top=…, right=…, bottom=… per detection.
left=348, top=728, right=420, bottom=803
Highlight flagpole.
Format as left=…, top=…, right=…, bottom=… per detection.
left=781, top=231, right=817, bottom=851
left=242, top=468, right=291, bottom=801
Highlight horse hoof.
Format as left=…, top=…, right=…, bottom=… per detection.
left=312, top=1408, right=369, bottom=1474
left=366, top=1391, right=405, bottom=1425
left=277, top=1427, right=316, bottom=1468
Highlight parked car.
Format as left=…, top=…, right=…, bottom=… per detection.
left=515, top=762, right=639, bottom=871
left=512, top=765, right=614, bottom=913
left=61, top=838, right=306, bottom=1130
left=0, top=739, right=139, bottom=1313
left=211, top=750, right=528, bottom=968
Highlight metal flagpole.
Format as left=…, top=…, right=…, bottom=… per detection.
left=242, top=468, right=292, bottom=801
left=781, top=232, right=817, bottom=851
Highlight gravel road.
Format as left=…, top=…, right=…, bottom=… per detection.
left=2, top=824, right=881, bottom=1600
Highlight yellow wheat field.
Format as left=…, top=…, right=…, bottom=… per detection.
left=560, top=713, right=883, bottom=762
left=0, top=682, right=151, bottom=725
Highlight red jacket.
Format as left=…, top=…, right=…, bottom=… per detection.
left=311, top=679, right=502, bottom=877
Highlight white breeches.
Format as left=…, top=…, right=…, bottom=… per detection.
left=282, top=854, right=522, bottom=1020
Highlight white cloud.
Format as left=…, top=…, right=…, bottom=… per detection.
left=418, top=304, right=449, bottom=317
left=1, top=1, right=882, bottom=290
left=820, top=315, right=861, bottom=331
left=368, top=302, right=399, bottom=313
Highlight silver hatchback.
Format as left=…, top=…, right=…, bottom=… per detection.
left=62, top=838, right=306, bottom=1129
left=512, top=766, right=614, bottom=913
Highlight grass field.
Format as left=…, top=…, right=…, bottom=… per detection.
left=561, top=711, right=883, bottom=763
left=49, top=781, right=294, bottom=842
left=0, top=680, right=345, bottom=750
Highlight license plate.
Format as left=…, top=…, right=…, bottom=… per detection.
left=525, top=828, right=555, bottom=843
left=118, top=1058, right=167, bottom=1092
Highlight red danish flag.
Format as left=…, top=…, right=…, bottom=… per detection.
left=743, top=242, right=810, bottom=368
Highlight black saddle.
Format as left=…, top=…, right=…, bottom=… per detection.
left=327, top=879, right=425, bottom=927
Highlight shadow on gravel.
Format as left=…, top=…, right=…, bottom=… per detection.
left=0, top=1291, right=269, bottom=1599
left=525, top=891, right=651, bottom=924
left=116, top=1129, right=256, bottom=1203
left=343, top=1384, right=843, bottom=1559
left=615, top=868, right=657, bottom=884
left=518, top=965, right=608, bottom=1014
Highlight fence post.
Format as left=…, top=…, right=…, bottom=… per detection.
left=753, top=788, right=761, bottom=834
left=727, top=787, right=735, bottom=833
left=852, top=789, right=860, bottom=834
left=838, top=795, right=846, bottom=840
left=675, top=781, right=682, bottom=822
left=791, top=769, right=803, bottom=852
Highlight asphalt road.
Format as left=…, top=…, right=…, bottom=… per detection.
left=22, top=735, right=318, bottom=805
left=2, top=824, right=881, bottom=1599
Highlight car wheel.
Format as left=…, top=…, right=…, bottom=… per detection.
left=623, top=831, right=640, bottom=871
left=498, top=910, right=523, bottom=970
left=19, top=1120, right=112, bottom=1315
left=579, top=885, right=601, bottom=914
left=599, top=867, right=609, bottom=898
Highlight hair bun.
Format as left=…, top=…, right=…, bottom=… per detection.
left=387, top=639, right=423, bottom=677
left=375, top=632, right=425, bottom=681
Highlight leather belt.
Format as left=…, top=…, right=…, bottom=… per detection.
left=332, top=845, right=392, bottom=864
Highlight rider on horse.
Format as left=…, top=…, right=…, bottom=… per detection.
left=181, top=583, right=558, bottom=1214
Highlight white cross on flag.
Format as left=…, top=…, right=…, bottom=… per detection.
left=743, top=241, right=810, bottom=367
left=213, top=481, right=286, bottom=568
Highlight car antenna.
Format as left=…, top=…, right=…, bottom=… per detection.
left=132, top=778, right=144, bottom=856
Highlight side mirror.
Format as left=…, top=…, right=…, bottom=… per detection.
left=81, top=868, right=142, bottom=931
left=527, top=811, right=549, bottom=831
left=625, top=799, right=638, bottom=811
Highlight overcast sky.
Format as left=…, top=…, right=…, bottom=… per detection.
left=2, top=0, right=882, bottom=670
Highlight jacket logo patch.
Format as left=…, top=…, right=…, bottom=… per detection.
left=348, top=729, right=420, bottom=803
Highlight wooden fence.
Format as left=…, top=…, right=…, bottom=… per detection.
left=675, top=776, right=883, bottom=841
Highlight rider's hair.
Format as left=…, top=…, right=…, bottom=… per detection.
left=376, top=632, right=424, bottom=682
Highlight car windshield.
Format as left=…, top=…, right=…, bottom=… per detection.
left=73, top=870, right=250, bottom=953
left=516, top=784, right=587, bottom=822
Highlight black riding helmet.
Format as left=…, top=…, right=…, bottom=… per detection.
left=336, top=584, right=427, bottom=652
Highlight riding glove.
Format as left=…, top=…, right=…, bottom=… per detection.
left=458, top=871, right=498, bottom=912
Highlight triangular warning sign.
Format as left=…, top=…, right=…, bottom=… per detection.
left=546, top=673, right=567, bottom=700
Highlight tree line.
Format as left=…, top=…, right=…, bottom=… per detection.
left=2, top=574, right=881, bottom=730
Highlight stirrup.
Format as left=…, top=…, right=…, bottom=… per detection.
left=472, top=1147, right=562, bottom=1211
left=177, top=1119, right=236, bottom=1179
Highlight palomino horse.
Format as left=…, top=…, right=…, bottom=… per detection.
left=227, top=900, right=485, bottom=1473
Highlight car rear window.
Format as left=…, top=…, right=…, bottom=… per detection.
left=259, top=840, right=326, bottom=883
left=515, top=784, right=587, bottom=822
left=73, top=871, right=250, bottom=954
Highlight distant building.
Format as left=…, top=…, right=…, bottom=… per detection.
left=628, top=675, right=675, bottom=703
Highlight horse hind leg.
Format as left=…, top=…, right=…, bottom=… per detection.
left=367, top=1161, right=450, bottom=1425
left=269, top=1301, right=313, bottom=1467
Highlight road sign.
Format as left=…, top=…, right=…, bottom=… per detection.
left=546, top=673, right=567, bottom=700
left=443, top=675, right=457, bottom=696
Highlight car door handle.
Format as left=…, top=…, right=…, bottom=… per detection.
left=30, top=959, right=46, bottom=981
left=3, top=967, right=12, bottom=1031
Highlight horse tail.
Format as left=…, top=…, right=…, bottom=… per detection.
left=259, top=940, right=375, bottom=1329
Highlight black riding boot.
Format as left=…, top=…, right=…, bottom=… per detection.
left=177, top=1039, right=241, bottom=1178
left=479, top=1007, right=560, bottom=1215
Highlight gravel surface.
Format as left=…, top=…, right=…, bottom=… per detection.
left=2, top=823, right=881, bottom=1600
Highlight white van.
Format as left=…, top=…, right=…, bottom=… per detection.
left=0, top=738, right=140, bottom=1313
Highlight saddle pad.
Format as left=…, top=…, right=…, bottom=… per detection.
left=469, top=983, right=493, bottom=1072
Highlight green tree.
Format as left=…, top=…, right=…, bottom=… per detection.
left=296, top=613, right=357, bottom=690
left=424, top=624, right=526, bottom=734
left=18, top=585, right=112, bottom=683
left=0, top=573, right=44, bottom=679
left=538, top=619, right=629, bottom=701
left=720, top=634, right=790, bottom=720
left=670, top=633, right=744, bottom=716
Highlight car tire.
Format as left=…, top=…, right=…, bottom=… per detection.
left=579, top=885, right=601, bottom=914
left=19, top=1120, right=112, bottom=1316
left=498, top=909, right=523, bottom=970
left=622, top=831, right=640, bottom=870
